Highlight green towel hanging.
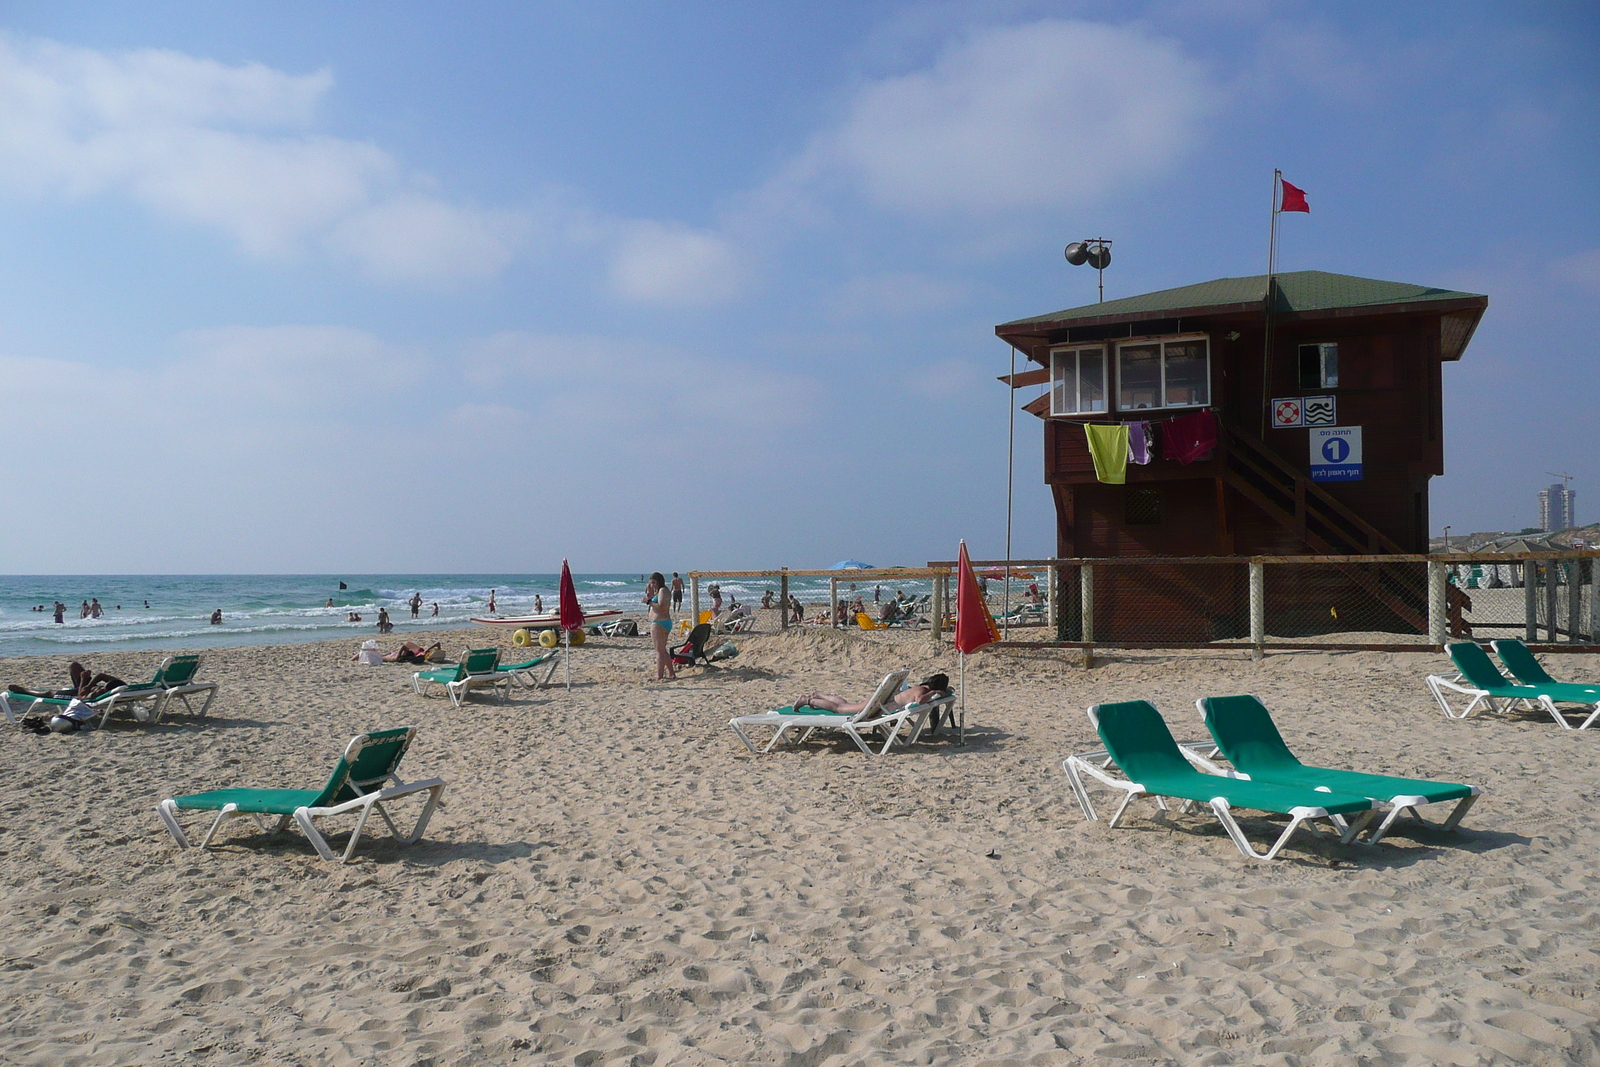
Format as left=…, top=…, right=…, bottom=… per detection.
left=1084, top=423, right=1129, bottom=484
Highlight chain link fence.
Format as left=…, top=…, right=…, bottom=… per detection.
left=677, top=554, right=1599, bottom=653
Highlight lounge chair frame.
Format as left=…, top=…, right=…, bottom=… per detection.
left=1187, top=696, right=1482, bottom=846
left=1, top=653, right=218, bottom=729
left=411, top=648, right=510, bottom=708
left=1063, top=703, right=1376, bottom=862
left=157, top=727, right=445, bottom=863
left=729, top=670, right=921, bottom=755
left=1425, top=642, right=1597, bottom=729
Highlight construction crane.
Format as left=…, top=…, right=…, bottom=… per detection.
left=1546, top=471, right=1575, bottom=490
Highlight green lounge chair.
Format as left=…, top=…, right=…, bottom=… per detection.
left=1427, top=642, right=1600, bottom=729
left=1492, top=640, right=1600, bottom=726
left=1063, top=700, right=1375, bottom=861
left=1, top=653, right=216, bottom=728
left=1192, top=695, right=1481, bottom=844
left=149, top=653, right=220, bottom=719
left=411, top=648, right=509, bottom=707
left=495, top=651, right=560, bottom=690
left=157, top=727, right=445, bottom=863
left=728, top=670, right=920, bottom=755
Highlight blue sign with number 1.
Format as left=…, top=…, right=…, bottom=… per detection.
left=1309, top=426, right=1362, bottom=482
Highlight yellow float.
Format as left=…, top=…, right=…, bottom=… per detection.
left=512, top=628, right=532, bottom=647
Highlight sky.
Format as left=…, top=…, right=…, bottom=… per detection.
left=0, top=1, right=1595, bottom=572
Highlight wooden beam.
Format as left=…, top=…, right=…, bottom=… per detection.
left=997, top=368, right=1050, bottom=388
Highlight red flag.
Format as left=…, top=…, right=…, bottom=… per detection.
left=558, top=558, right=584, bottom=631
left=954, top=541, right=1001, bottom=654
left=1279, top=178, right=1309, bottom=213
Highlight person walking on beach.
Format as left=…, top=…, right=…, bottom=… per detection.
left=430, top=602, right=439, bottom=617
left=377, top=607, right=393, bottom=634
left=534, top=594, right=543, bottom=614
left=487, top=589, right=497, bottom=613
left=643, top=572, right=675, bottom=681
left=671, top=573, right=684, bottom=610
left=409, top=592, right=422, bottom=619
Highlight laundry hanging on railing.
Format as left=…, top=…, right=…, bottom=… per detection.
left=1083, top=423, right=1129, bottom=484
left=1160, top=409, right=1218, bottom=465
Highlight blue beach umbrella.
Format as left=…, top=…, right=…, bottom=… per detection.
left=829, top=560, right=874, bottom=570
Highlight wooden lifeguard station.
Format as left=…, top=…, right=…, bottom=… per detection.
left=996, top=269, right=1488, bottom=640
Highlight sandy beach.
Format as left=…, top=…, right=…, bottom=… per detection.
left=3, top=626, right=1600, bottom=1065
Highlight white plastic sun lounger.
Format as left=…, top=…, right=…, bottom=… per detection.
left=729, top=669, right=913, bottom=755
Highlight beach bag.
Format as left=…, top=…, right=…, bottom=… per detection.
left=357, top=640, right=383, bottom=666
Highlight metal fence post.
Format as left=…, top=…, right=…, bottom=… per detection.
left=1546, top=561, right=1560, bottom=643
left=1080, top=563, right=1095, bottom=668
left=690, top=576, right=700, bottom=626
left=1427, top=559, right=1447, bottom=647
left=1249, top=559, right=1265, bottom=657
left=829, top=577, right=839, bottom=630
left=1524, top=561, right=1538, bottom=643
left=779, top=569, right=788, bottom=631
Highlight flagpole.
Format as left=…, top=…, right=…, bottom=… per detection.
left=1003, top=341, right=1016, bottom=640
left=1261, top=169, right=1281, bottom=437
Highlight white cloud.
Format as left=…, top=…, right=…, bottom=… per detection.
left=326, top=195, right=526, bottom=284
left=810, top=20, right=1217, bottom=216
left=607, top=221, right=743, bottom=307
left=0, top=33, right=521, bottom=282
left=464, top=331, right=816, bottom=433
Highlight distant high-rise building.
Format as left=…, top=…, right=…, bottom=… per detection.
left=1539, top=482, right=1576, bottom=532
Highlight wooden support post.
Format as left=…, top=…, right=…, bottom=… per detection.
left=1427, top=560, right=1447, bottom=647
left=929, top=570, right=944, bottom=643
left=829, top=577, right=839, bottom=630
left=779, top=569, right=789, bottom=631
left=1249, top=559, right=1265, bottom=658
left=1568, top=562, right=1582, bottom=643
left=1588, top=561, right=1599, bottom=642
left=1545, top=561, right=1559, bottom=642
left=1080, top=563, right=1095, bottom=668
left=691, top=576, right=700, bottom=626
left=1524, top=561, right=1538, bottom=643
left=1046, top=556, right=1058, bottom=634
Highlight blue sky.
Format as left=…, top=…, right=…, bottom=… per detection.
left=0, top=1, right=1595, bottom=572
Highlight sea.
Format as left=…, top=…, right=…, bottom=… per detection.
left=0, top=573, right=925, bottom=659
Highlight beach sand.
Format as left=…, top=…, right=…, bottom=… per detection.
left=3, top=628, right=1599, bottom=1065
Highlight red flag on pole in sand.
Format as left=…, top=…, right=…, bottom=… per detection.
left=558, top=558, right=584, bottom=689
left=954, top=540, right=1000, bottom=654
left=952, top=540, right=999, bottom=742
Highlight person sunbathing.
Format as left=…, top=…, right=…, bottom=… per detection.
left=350, top=641, right=442, bottom=664
left=7, top=661, right=127, bottom=701
left=791, top=673, right=949, bottom=715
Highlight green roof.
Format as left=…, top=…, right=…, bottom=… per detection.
left=998, top=270, right=1486, bottom=329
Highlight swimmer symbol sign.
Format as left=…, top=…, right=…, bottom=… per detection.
left=1309, top=426, right=1362, bottom=482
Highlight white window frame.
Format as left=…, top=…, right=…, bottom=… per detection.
left=1048, top=345, right=1108, bottom=416
left=1114, top=333, right=1210, bottom=413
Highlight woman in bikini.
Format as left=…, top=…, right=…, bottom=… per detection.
left=643, top=572, right=675, bottom=681
left=792, top=673, right=950, bottom=715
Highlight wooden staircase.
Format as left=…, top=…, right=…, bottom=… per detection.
left=1220, top=423, right=1424, bottom=631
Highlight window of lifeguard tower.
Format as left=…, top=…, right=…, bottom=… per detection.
left=1048, top=345, right=1108, bottom=416
left=1115, top=336, right=1210, bottom=412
